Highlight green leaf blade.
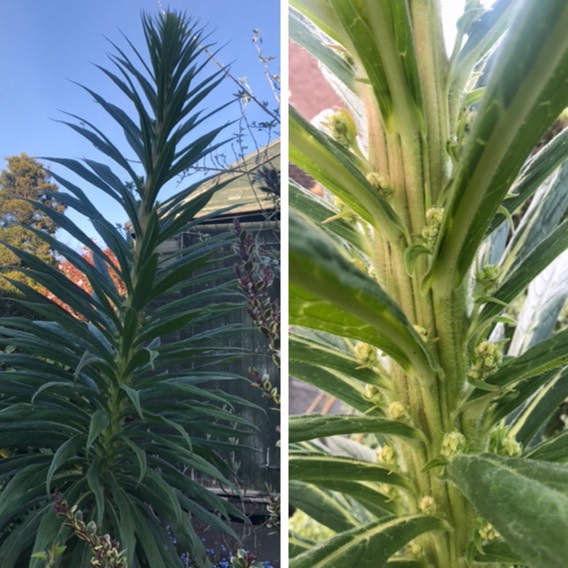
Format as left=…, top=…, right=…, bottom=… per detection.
left=448, top=454, right=568, bottom=568
left=290, top=515, right=447, bottom=568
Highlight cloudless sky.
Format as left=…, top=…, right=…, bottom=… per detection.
left=0, top=0, right=280, bottom=247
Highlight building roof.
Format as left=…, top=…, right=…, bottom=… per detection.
left=192, top=138, right=280, bottom=218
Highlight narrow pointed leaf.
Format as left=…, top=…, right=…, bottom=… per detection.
left=431, top=0, right=568, bottom=291
left=86, top=410, right=110, bottom=451
left=290, top=7, right=356, bottom=93
left=290, top=480, right=361, bottom=532
left=290, top=108, right=407, bottom=241
left=526, top=431, right=568, bottom=463
left=290, top=515, right=447, bottom=568
left=289, top=454, right=410, bottom=489
left=485, top=327, right=568, bottom=390
left=290, top=212, right=435, bottom=377
left=289, top=414, right=422, bottom=443
left=448, top=453, right=568, bottom=568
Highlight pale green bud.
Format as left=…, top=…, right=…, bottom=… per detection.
left=379, top=483, right=398, bottom=500
left=366, top=172, right=393, bottom=198
left=469, top=341, right=503, bottom=380
left=323, top=108, right=358, bottom=148
left=441, top=431, right=467, bottom=458
left=406, top=541, right=423, bottom=558
left=377, top=443, right=397, bottom=468
left=412, top=325, right=429, bottom=342
left=388, top=401, right=407, bottom=421
left=491, top=427, right=523, bottom=457
left=479, top=522, right=499, bottom=542
left=502, top=435, right=522, bottom=457
left=419, top=495, right=437, bottom=514
left=476, top=264, right=501, bottom=294
left=354, top=342, right=378, bottom=367
left=363, top=384, right=383, bottom=405
left=421, top=207, right=444, bottom=249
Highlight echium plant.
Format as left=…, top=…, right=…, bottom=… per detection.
left=290, top=0, right=568, bottom=567
left=0, top=12, right=257, bottom=567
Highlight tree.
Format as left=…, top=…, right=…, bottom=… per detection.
left=45, top=245, right=127, bottom=320
left=0, top=153, right=64, bottom=294
left=289, top=0, right=568, bottom=567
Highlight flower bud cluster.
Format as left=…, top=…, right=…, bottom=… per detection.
left=388, top=401, right=408, bottom=421
left=421, top=207, right=444, bottom=249
left=353, top=342, right=378, bottom=367
left=366, top=172, right=392, bottom=198
left=419, top=495, right=437, bottom=515
left=412, top=325, right=429, bottom=342
left=323, top=108, right=358, bottom=149
left=376, top=443, right=397, bottom=469
left=440, top=431, right=467, bottom=458
left=249, top=368, right=280, bottom=406
left=489, top=426, right=522, bottom=457
left=478, top=521, right=499, bottom=542
left=476, top=264, right=501, bottom=294
left=363, top=384, right=383, bottom=406
left=53, top=491, right=127, bottom=568
left=468, top=341, right=503, bottom=381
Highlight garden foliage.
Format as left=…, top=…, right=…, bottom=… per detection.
left=289, top=0, right=568, bottom=566
left=0, top=12, right=257, bottom=567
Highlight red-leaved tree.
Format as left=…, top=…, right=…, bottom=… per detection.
left=45, top=246, right=126, bottom=319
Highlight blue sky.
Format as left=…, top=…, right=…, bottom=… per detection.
left=0, top=0, right=280, bottom=246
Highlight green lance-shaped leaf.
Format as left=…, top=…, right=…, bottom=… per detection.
left=507, top=251, right=568, bottom=356
left=290, top=0, right=350, bottom=48
left=290, top=181, right=365, bottom=251
left=328, top=0, right=423, bottom=134
left=507, top=368, right=568, bottom=447
left=447, top=453, right=568, bottom=568
left=500, top=161, right=568, bottom=280
left=289, top=454, right=411, bottom=489
left=313, top=479, right=398, bottom=517
left=290, top=212, right=436, bottom=377
left=489, top=127, right=568, bottom=233
left=290, top=515, right=448, bottom=568
left=291, top=333, right=385, bottom=386
left=290, top=108, right=408, bottom=242
left=526, top=431, right=568, bottom=463
left=290, top=480, right=361, bottom=533
left=86, top=409, right=110, bottom=451
left=290, top=7, right=356, bottom=93
left=430, top=0, right=568, bottom=293
left=448, top=0, right=516, bottom=126
left=484, top=326, right=568, bottom=390
left=289, top=356, right=381, bottom=416
left=477, top=218, right=568, bottom=326
left=289, top=414, right=423, bottom=444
